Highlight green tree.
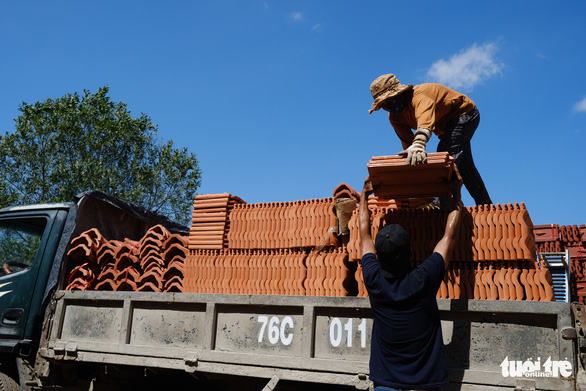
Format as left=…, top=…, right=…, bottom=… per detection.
left=0, top=86, right=201, bottom=225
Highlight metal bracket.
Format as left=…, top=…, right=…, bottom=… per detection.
left=52, top=342, right=66, bottom=360
left=353, top=373, right=372, bottom=390
left=65, top=343, right=78, bottom=360
left=183, top=352, right=199, bottom=373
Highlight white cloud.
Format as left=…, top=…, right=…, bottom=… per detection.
left=426, top=43, right=503, bottom=91
left=573, top=97, right=586, bottom=113
left=290, top=12, right=303, bottom=21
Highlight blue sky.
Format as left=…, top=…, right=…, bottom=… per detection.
left=1, top=1, right=585, bottom=226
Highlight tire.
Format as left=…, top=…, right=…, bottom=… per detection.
left=0, top=371, right=19, bottom=391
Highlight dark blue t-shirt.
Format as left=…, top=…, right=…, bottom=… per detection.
left=361, top=252, right=449, bottom=389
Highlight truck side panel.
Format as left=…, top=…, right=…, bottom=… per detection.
left=42, top=292, right=575, bottom=390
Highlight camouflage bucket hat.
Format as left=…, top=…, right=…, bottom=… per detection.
left=368, top=74, right=413, bottom=114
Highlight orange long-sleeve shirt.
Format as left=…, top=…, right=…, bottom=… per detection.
left=389, top=83, right=475, bottom=148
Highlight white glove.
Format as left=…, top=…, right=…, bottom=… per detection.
left=398, top=128, right=432, bottom=166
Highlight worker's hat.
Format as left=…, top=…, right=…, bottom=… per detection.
left=368, top=74, right=413, bottom=114
left=375, top=224, right=411, bottom=278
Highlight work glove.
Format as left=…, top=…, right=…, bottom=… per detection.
left=398, top=128, right=432, bottom=166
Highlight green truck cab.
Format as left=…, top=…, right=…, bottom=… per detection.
left=0, top=204, right=70, bottom=347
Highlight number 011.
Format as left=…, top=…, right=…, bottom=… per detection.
left=329, top=318, right=367, bottom=348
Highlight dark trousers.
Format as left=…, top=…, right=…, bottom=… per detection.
left=437, top=107, right=492, bottom=206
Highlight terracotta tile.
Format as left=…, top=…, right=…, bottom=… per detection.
left=497, top=205, right=510, bottom=262
left=233, top=250, right=242, bottom=294
left=537, top=259, right=555, bottom=301
left=519, top=261, right=532, bottom=301
left=68, top=228, right=106, bottom=262
left=534, top=224, right=560, bottom=243
left=115, top=276, right=138, bottom=292
left=259, top=250, right=268, bottom=295
left=289, top=249, right=298, bottom=295
left=223, top=250, right=234, bottom=294
left=492, top=205, right=504, bottom=260
left=526, top=261, right=540, bottom=301
left=283, top=250, right=292, bottom=296
left=96, top=267, right=116, bottom=282
left=463, top=263, right=475, bottom=299
left=567, top=243, right=586, bottom=259
left=297, top=250, right=308, bottom=296
left=96, top=240, right=122, bottom=268
left=190, top=193, right=244, bottom=251
left=503, top=204, right=515, bottom=262
left=65, top=262, right=97, bottom=291
left=333, top=182, right=361, bottom=201
left=355, top=262, right=366, bottom=297
left=164, top=276, right=184, bottom=292
left=474, top=263, right=486, bottom=300
left=94, top=278, right=117, bottom=291
left=137, top=269, right=163, bottom=292
left=472, top=206, right=484, bottom=262
left=453, top=267, right=462, bottom=299
left=367, top=152, right=456, bottom=199
left=498, top=262, right=509, bottom=300
left=511, top=264, right=524, bottom=300
left=484, top=262, right=498, bottom=300
left=510, top=203, right=522, bottom=261
left=518, top=203, right=536, bottom=261
left=322, top=251, right=333, bottom=296
left=445, top=265, right=455, bottom=299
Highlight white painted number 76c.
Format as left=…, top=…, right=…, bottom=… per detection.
left=257, top=315, right=294, bottom=346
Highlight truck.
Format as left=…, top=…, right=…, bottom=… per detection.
left=0, top=189, right=584, bottom=391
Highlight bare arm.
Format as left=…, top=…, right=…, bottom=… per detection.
left=359, top=176, right=376, bottom=257
left=433, top=168, right=464, bottom=270
left=433, top=206, right=462, bottom=270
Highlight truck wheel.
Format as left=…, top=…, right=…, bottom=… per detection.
left=0, top=372, right=19, bottom=391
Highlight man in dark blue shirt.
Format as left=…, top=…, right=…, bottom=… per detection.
left=359, top=175, right=463, bottom=391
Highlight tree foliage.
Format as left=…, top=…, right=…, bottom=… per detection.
left=0, top=86, right=201, bottom=225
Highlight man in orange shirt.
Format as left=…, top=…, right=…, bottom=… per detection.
left=368, top=74, right=492, bottom=206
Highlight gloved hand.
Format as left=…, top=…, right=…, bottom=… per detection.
left=398, top=128, right=432, bottom=165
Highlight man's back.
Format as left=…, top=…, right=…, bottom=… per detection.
left=361, top=251, right=449, bottom=389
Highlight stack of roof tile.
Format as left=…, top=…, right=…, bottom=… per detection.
left=349, top=202, right=555, bottom=301
left=65, top=225, right=188, bottom=292
left=189, top=193, right=246, bottom=250
left=367, top=152, right=456, bottom=199
left=226, top=198, right=337, bottom=249
left=535, top=224, right=585, bottom=258
left=434, top=260, right=554, bottom=301
left=535, top=224, right=586, bottom=303
left=183, top=248, right=357, bottom=296
left=65, top=228, right=106, bottom=290
left=348, top=203, right=537, bottom=263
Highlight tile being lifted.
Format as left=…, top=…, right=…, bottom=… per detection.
left=367, top=152, right=456, bottom=199
left=333, top=182, right=361, bottom=201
